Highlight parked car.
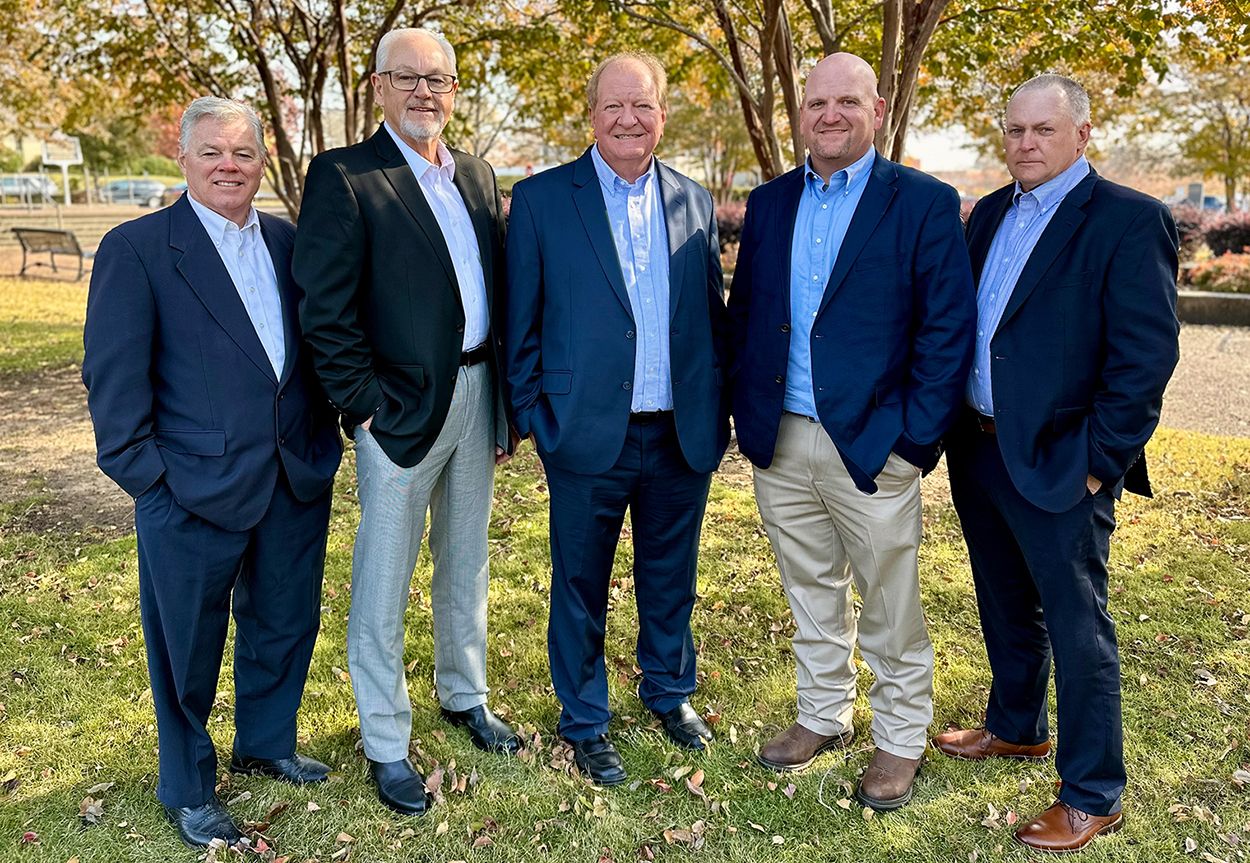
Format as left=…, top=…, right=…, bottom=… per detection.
left=97, top=179, right=167, bottom=207
left=162, top=181, right=187, bottom=207
left=0, top=174, right=58, bottom=203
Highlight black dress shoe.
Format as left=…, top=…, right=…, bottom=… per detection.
left=163, top=796, right=243, bottom=848
left=566, top=734, right=628, bottom=786
left=653, top=702, right=713, bottom=751
left=230, top=751, right=331, bottom=784
left=440, top=704, right=521, bottom=755
left=368, top=758, right=430, bottom=816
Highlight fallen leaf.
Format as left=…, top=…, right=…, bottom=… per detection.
left=472, top=835, right=494, bottom=848
left=1200, top=853, right=1230, bottom=863
left=265, top=801, right=290, bottom=820
left=225, top=791, right=251, bottom=806
left=771, top=835, right=785, bottom=845
left=19, top=832, right=37, bottom=844
left=862, top=806, right=875, bottom=821
left=79, top=796, right=104, bottom=824
left=337, top=831, right=355, bottom=843
left=1232, top=769, right=1250, bottom=789
left=782, top=783, right=796, bottom=799
left=1186, top=837, right=1199, bottom=853
left=672, top=765, right=693, bottom=780
left=836, top=798, right=852, bottom=810
left=84, top=782, right=114, bottom=795
left=425, top=767, right=445, bottom=794
left=435, top=820, right=449, bottom=836
left=306, top=801, right=321, bottom=812
left=432, top=730, right=447, bottom=744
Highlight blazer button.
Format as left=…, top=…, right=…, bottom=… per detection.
left=278, top=436, right=285, bottom=445
left=457, top=325, right=465, bottom=333
left=622, top=381, right=632, bottom=390
left=780, top=324, right=790, bottom=333
left=774, top=375, right=784, bottom=384
left=626, top=330, right=635, bottom=339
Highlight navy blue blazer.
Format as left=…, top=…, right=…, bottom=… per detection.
left=728, top=154, right=976, bottom=492
left=503, top=148, right=730, bottom=475
left=83, top=196, right=342, bottom=532
left=964, top=169, right=1179, bottom=513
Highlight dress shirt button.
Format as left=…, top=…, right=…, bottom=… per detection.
left=622, top=381, right=632, bottom=390
left=813, top=333, right=823, bottom=339
left=821, top=204, right=828, bottom=210
left=774, top=375, right=784, bottom=384
left=258, top=323, right=264, bottom=329
left=780, top=324, right=790, bottom=333
left=973, top=369, right=979, bottom=375
left=815, top=238, right=822, bottom=244
left=626, top=330, right=635, bottom=339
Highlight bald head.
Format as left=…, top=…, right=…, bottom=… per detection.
left=800, top=52, right=885, bottom=180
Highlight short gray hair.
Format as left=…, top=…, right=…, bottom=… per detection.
left=179, top=97, right=265, bottom=154
left=586, top=51, right=668, bottom=113
left=1005, top=73, right=1092, bottom=128
left=376, top=28, right=457, bottom=74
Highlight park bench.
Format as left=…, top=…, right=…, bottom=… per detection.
left=11, top=227, right=95, bottom=281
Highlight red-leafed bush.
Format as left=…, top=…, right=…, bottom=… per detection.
left=1169, top=205, right=1208, bottom=263
left=1203, top=210, right=1250, bottom=256
left=1188, top=252, right=1250, bottom=294
left=716, top=201, right=746, bottom=251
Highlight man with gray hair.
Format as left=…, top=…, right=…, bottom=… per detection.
left=296, top=27, right=517, bottom=817
left=933, top=73, right=1179, bottom=852
left=83, top=96, right=342, bottom=847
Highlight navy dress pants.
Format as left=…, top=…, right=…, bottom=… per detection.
left=134, top=474, right=331, bottom=808
left=947, top=420, right=1124, bottom=816
left=543, top=413, right=712, bottom=741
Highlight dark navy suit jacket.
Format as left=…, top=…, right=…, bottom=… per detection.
left=83, top=195, right=342, bottom=532
left=728, top=153, right=976, bottom=492
left=964, top=169, right=1180, bottom=513
left=503, top=148, right=730, bottom=475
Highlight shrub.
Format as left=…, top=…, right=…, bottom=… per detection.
left=1203, top=210, right=1250, bottom=256
left=716, top=201, right=746, bottom=251
left=1169, top=205, right=1208, bottom=263
left=1188, top=253, right=1250, bottom=294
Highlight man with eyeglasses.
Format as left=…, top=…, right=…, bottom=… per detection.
left=295, top=27, right=517, bottom=818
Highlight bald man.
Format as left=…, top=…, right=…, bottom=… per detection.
left=728, top=53, right=975, bottom=810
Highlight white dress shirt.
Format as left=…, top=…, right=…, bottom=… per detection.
left=384, top=123, right=490, bottom=352
left=186, top=194, right=285, bottom=378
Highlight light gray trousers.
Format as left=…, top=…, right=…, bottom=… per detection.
left=348, top=362, right=494, bottom=762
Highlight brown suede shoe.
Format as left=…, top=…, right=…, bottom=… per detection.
left=854, top=748, right=923, bottom=811
left=932, top=727, right=1051, bottom=761
left=757, top=722, right=854, bottom=772
left=1015, top=801, right=1124, bottom=853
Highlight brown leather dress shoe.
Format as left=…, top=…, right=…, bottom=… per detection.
left=932, top=727, right=1051, bottom=761
left=1015, top=801, right=1124, bottom=853
left=855, top=748, right=922, bottom=811
left=757, top=722, right=854, bottom=772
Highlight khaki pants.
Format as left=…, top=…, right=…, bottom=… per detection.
left=753, top=413, right=932, bottom=758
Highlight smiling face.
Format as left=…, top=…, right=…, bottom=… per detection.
left=799, top=53, right=885, bottom=179
left=372, top=31, right=456, bottom=156
left=176, top=116, right=264, bottom=227
left=1003, top=86, right=1090, bottom=192
left=590, top=58, right=666, bottom=183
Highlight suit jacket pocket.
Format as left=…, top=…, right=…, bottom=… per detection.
left=388, top=363, right=426, bottom=389
left=854, top=254, right=903, bottom=272
left=541, top=370, right=573, bottom=394
left=155, top=429, right=226, bottom=456
left=1053, top=406, right=1087, bottom=432
left=1044, top=270, right=1094, bottom=291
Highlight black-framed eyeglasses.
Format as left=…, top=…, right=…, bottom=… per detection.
left=378, top=70, right=458, bottom=93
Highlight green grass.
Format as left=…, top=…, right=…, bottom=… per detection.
left=0, top=278, right=85, bottom=375
left=0, top=282, right=1247, bottom=861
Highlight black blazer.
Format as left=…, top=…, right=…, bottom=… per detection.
left=83, top=197, right=342, bottom=532
left=964, top=168, right=1180, bottom=513
left=294, top=125, right=509, bottom=468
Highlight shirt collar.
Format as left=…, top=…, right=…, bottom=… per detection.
left=384, top=122, right=455, bottom=182
left=186, top=192, right=259, bottom=245
left=804, top=147, right=876, bottom=194
left=590, top=143, right=656, bottom=197
left=1013, top=154, right=1090, bottom=212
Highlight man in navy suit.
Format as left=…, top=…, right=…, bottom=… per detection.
left=83, top=98, right=341, bottom=848
left=503, top=51, right=729, bottom=786
left=728, top=53, right=975, bottom=810
left=932, top=75, right=1179, bottom=853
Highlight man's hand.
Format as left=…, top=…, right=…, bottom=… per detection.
left=1086, top=474, right=1102, bottom=495
left=495, top=428, right=523, bottom=465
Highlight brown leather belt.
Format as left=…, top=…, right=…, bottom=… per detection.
left=973, top=412, right=997, bottom=434
left=460, top=343, right=489, bottom=367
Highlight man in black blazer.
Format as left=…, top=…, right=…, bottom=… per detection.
left=83, top=98, right=342, bottom=847
left=933, top=75, right=1179, bottom=853
left=295, top=27, right=517, bottom=817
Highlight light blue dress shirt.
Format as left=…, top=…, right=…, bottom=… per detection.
left=186, top=194, right=285, bottom=378
left=590, top=144, right=672, bottom=412
left=967, top=155, right=1091, bottom=415
left=384, top=123, right=490, bottom=352
left=784, top=147, right=876, bottom=417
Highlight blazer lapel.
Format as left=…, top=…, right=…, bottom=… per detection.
left=968, top=187, right=1014, bottom=285
left=371, top=125, right=461, bottom=295
left=657, top=160, right=687, bottom=321
left=995, top=170, right=1097, bottom=332
left=572, top=148, right=634, bottom=320
left=258, top=215, right=299, bottom=387
left=774, top=168, right=805, bottom=311
left=170, top=196, right=277, bottom=385
left=816, top=153, right=896, bottom=320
